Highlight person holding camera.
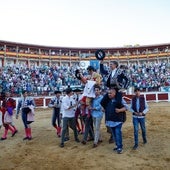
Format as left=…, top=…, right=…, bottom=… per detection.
left=60, top=88, right=80, bottom=148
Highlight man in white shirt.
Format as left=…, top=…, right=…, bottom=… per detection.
left=60, top=88, right=80, bottom=148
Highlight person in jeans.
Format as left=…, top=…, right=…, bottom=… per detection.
left=60, top=88, right=80, bottom=148
left=89, top=85, right=103, bottom=148
left=101, top=87, right=128, bottom=154
left=130, top=88, right=149, bottom=150
left=100, top=60, right=130, bottom=143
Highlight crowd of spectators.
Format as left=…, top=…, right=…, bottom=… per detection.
left=128, top=62, right=170, bottom=91
left=0, top=61, right=170, bottom=96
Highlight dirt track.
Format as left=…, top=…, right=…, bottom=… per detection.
left=0, top=102, right=170, bottom=170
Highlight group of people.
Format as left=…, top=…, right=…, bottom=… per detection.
left=0, top=60, right=149, bottom=154
left=0, top=64, right=80, bottom=95
left=0, top=60, right=170, bottom=96
left=47, top=60, right=149, bottom=154
left=0, top=90, right=35, bottom=141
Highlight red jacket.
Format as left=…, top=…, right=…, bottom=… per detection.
left=1, top=98, right=16, bottom=115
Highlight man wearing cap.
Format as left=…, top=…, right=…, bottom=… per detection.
left=60, top=88, right=80, bottom=147
left=48, top=90, right=62, bottom=137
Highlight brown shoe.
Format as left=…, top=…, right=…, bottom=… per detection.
left=109, top=138, right=114, bottom=144
left=87, top=137, right=94, bottom=141
left=81, top=140, right=86, bottom=145
left=92, top=143, right=98, bottom=148
left=98, top=140, right=103, bottom=144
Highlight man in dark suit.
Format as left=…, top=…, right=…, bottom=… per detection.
left=100, top=60, right=130, bottom=90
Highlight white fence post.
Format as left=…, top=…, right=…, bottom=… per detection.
left=43, top=98, right=46, bottom=108
left=155, top=92, right=158, bottom=103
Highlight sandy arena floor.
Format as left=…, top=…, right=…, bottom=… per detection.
left=0, top=102, right=170, bottom=170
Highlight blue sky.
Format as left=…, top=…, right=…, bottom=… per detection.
left=0, top=0, right=170, bottom=47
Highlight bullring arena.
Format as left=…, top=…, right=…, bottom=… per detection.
left=0, top=41, right=170, bottom=170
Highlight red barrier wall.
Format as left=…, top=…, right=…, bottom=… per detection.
left=14, top=92, right=170, bottom=108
